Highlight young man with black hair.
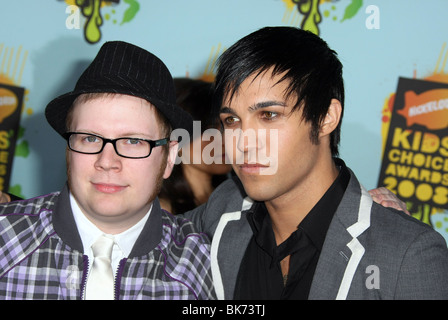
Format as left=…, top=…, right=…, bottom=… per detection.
left=183, top=26, right=448, bottom=300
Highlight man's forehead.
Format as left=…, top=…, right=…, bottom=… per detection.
left=221, top=74, right=297, bottom=109
left=70, top=94, right=162, bottom=129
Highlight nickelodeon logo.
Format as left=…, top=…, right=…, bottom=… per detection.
left=0, top=88, right=18, bottom=123
left=398, top=89, right=448, bottom=130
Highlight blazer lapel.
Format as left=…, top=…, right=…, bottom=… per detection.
left=308, top=214, right=353, bottom=299
left=211, top=197, right=253, bottom=300
left=309, top=170, right=372, bottom=300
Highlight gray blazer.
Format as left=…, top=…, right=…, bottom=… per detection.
left=182, top=169, right=448, bottom=300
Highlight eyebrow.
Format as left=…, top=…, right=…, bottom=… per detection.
left=219, top=100, right=287, bottom=114
left=248, top=100, right=287, bottom=111
left=73, top=129, right=155, bottom=139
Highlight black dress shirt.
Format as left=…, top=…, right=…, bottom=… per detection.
left=234, top=159, right=350, bottom=300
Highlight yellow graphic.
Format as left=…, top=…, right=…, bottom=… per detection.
left=198, top=44, right=225, bottom=83
left=0, top=88, right=19, bottom=124
left=433, top=42, right=448, bottom=77
left=0, top=44, right=28, bottom=86
left=0, top=43, right=30, bottom=116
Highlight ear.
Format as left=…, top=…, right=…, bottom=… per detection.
left=320, top=99, right=342, bottom=137
left=163, top=141, right=179, bottom=179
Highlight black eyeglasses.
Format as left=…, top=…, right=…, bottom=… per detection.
left=64, top=132, right=169, bottom=159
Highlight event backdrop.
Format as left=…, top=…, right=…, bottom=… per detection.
left=0, top=0, right=447, bottom=243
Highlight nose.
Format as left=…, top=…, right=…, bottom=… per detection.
left=236, top=126, right=264, bottom=153
left=94, top=141, right=122, bottom=171
left=235, top=126, right=265, bottom=166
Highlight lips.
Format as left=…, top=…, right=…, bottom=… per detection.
left=92, top=182, right=127, bottom=194
left=238, top=163, right=270, bottom=174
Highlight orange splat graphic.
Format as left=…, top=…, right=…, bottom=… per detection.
left=0, top=87, right=19, bottom=123
left=397, top=89, right=448, bottom=130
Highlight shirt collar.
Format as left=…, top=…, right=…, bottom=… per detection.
left=300, top=158, right=350, bottom=249
left=70, top=192, right=152, bottom=257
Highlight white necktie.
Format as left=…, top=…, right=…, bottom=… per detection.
left=85, top=234, right=115, bottom=300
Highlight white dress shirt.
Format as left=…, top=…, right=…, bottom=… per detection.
left=69, top=193, right=151, bottom=278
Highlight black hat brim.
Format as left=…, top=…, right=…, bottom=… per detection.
left=45, top=87, right=194, bottom=139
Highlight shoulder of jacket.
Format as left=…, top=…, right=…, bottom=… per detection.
left=370, top=202, right=440, bottom=241
left=160, top=210, right=211, bottom=246
left=0, top=193, right=60, bottom=274
left=0, top=192, right=60, bottom=218
left=207, top=176, right=247, bottom=210
left=0, top=192, right=59, bottom=248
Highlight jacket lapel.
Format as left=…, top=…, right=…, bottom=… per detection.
left=52, top=183, right=84, bottom=252
left=211, top=197, right=253, bottom=300
left=309, top=170, right=372, bottom=300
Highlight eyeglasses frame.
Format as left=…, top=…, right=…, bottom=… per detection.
left=64, top=132, right=169, bottom=159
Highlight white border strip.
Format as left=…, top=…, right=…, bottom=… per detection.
left=336, top=185, right=372, bottom=300
left=210, top=197, right=253, bottom=300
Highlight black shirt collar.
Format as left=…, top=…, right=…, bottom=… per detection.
left=247, top=158, right=350, bottom=256
left=302, top=158, right=350, bottom=249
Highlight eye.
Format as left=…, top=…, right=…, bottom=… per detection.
left=83, top=135, right=101, bottom=143
left=126, top=138, right=141, bottom=145
left=261, top=111, right=278, bottom=120
left=222, top=116, right=240, bottom=127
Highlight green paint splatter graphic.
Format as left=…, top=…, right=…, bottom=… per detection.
left=295, top=0, right=322, bottom=35
left=288, top=0, right=365, bottom=35
left=67, top=0, right=140, bottom=44
left=121, top=0, right=140, bottom=25
left=76, top=0, right=103, bottom=44
left=341, top=0, right=363, bottom=22
left=8, top=184, right=24, bottom=199
left=411, top=203, right=432, bottom=225
left=15, top=140, right=29, bottom=158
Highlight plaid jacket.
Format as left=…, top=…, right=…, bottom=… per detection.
left=0, top=185, right=216, bottom=300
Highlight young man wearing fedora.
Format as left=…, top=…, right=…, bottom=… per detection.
left=0, top=41, right=215, bottom=300
left=183, top=26, right=448, bottom=299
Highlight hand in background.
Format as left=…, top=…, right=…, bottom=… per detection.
left=369, top=187, right=410, bottom=215
left=0, top=191, right=11, bottom=203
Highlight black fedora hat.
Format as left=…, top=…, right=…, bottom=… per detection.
left=45, top=41, right=193, bottom=137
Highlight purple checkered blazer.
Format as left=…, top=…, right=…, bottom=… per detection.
left=0, top=185, right=216, bottom=300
